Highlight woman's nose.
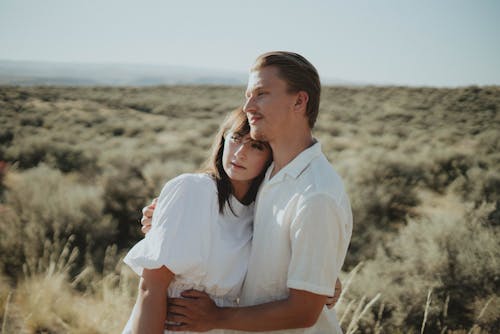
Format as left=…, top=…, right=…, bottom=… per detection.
left=234, top=143, right=247, bottom=159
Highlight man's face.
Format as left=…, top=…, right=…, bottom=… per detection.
left=243, top=66, right=297, bottom=142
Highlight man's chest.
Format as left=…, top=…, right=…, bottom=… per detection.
left=251, top=184, right=303, bottom=260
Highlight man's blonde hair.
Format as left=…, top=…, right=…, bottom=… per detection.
left=252, top=51, right=321, bottom=128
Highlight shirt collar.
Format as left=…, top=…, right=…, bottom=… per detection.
left=265, top=140, right=323, bottom=185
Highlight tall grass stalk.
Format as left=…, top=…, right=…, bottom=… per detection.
left=339, top=299, right=356, bottom=327
left=338, top=262, right=363, bottom=307
left=374, top=302, right=385, bottom=334
left=345, top=293, right=381, bottom=334
left=440, top=294, right=450, bottom=334
left=421, top=288, right=433, bottom=334
left=467, top=297, right=494, bottom=334
left=1, top=291, right=12, bottom=334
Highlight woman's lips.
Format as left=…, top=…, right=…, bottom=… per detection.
left=231, top=162, right=245, bottom=169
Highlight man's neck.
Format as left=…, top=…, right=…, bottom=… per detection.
left=269, top=133, right=315, bottom=178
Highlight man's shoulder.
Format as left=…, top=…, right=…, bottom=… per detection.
left=297, top=154, right=348, bottom=203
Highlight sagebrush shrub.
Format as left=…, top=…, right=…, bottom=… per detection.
left=0, top=165, right=115, bottom=277
left=346, top=203, right=499, bottom=332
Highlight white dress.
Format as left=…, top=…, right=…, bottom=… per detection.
left=122, top=173, right=254, bottom=334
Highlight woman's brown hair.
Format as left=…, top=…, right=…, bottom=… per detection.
left=200, top=107, right=272, bottom=214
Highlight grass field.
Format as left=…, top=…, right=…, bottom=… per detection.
left=0, top=85, right=499, bottom=333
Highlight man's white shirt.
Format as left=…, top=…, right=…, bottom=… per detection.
left=239, top=142, right=353, bottom=333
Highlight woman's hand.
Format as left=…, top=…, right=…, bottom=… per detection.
left=140, top=198, right=158, bottom=234
left=326, top=278, right=342, bottom=309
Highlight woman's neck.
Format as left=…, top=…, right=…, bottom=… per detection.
left=231, top=179, right=251, bottom=202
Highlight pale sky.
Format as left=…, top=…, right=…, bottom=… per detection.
left=1, top=0, right=499, bottom=86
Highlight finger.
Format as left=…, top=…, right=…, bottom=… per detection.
left=334, top=280, right=342, bottom=297
left=166, top=324, right=190, bottom=332
left=167, top=312, right=188, bottom=323
left=145, top=207, right=154, bottom=218
left=168, top=297, right=192, bottom=308
left=142, top=206, right=154, bottom=218
left=140, top=216, right=152, bottom=226
left=335, top=278, right=342, bottom=291
left=141, top=225, right=151, bottom=234
left=181, top=289, right=209, bottom=299
left=167, top=305, right=188, bottom=317
left=326, top=296, right=334, bottom=309
left=152, top=197, right=158, bottom=206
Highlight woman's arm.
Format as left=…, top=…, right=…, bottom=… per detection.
left=128, top=175, right=215, bottom=333
left=132, top=266, right=174, bottom=334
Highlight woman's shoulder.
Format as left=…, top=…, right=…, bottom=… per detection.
left=168, top=173, right=215, bottom=190
left=158, top=173, right=216, bottom=201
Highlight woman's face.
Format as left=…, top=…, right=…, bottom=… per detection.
left=222, top=131, right=271, bottom=183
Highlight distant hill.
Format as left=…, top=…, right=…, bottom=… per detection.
left=0, top=60, right=356, bottom=86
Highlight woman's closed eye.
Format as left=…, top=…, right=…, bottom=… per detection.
left=250, top=142, right=266, bottom=151
left=230, top=134, right=242, bottom=143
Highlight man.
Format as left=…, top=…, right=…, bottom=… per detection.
left=142, top=51, right=352, bottom=333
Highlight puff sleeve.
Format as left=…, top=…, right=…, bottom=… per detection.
left=123, top=174, right=217, bottom=278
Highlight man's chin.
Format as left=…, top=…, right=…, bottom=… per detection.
left=250, top=128, right=267, bottom=141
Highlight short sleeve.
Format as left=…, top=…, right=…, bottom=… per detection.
left=287, top=193, right=350, bottom=296
left=123, top=174, right=216, bottom=277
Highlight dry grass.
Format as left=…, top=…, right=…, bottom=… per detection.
left=0, top=84, right=498, bottom=333
left=0, top=238, right=136, bottom=333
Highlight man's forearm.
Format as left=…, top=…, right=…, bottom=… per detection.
left=215, top=289, right=326, bottom=331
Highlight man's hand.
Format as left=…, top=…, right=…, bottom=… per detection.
left=166, top=290, right=219, bottom=332
left=326, top=278, right=342, bottom=309
left=140, top=198, right=157, bottom=234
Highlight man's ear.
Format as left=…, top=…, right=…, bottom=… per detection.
left=293, top=91, right=309, bottom=114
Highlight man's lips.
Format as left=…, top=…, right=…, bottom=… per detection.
left=248, top=115, right=262, bottom=124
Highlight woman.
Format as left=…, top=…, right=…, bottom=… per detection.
left=122, top=108, right=272, bottom=334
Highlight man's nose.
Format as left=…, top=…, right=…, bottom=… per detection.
left=243, top=96, right=256, bottom=114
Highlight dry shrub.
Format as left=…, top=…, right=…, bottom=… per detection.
left=1, top=85, right=498, bottom=333
left=346, top=203, right=499, bottom=332
left=448, top=168, right=500, bottom=206
left=99, top=148, right=197, bottom=249
left=425, top=151, right=477, bottom=193
left=4, top=138, right=98, bottom=174
left=347, top=156, right=423, bottom=264
left=9, top=271, right=133, bottom=333
left=7, top=238, right=136, bottom=334
left=16, top=268, right=76, bottom=332
left=100, top=157, right=158, bottom=249
left=0, top=165, right=115, bottom=277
